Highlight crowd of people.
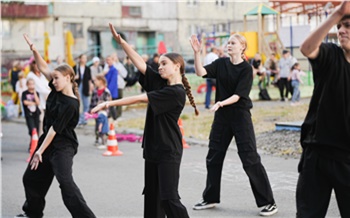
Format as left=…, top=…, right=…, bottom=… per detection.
left=7, top=1, right=350, bottom=217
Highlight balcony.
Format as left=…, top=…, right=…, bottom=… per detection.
left=1, top=2, right=50, bottom=18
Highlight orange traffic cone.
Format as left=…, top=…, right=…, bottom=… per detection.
left=178, top=118, right=190, bottom=149
left=27, top=128, right=38, bottom=162
left=103, top=123, right=123, bottom=156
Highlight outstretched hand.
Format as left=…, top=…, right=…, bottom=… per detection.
left=336, top=1, right=350, bottom=16
left=189, top=35, right=201, bottom=53
left=30, top=151, right=42, bottom=170
left=23, top=34, right=37, bottom=51
left=91, top=102, right=108, bottom=114
left=109, top=23, right=124, bottom=45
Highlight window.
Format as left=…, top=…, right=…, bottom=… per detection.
left=187, top=0, right=197, bottom=6
left=122, top=6, right=142, bottom=18
left=63, top=22, right=83, bottom=38
left=1, top=20, right=11, bottom=38
left=30, top=21, right=45, bottom=39
left=215, top=0, right=225, bottom=7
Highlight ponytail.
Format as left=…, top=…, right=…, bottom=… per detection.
left=182, top=74, right=199, bottom=116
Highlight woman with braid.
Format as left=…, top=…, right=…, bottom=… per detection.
left=190, top=34, right=277, bottom=216
left=15, top=34, right=96, bottom=218
left=92, top=23, right=198, bottom=218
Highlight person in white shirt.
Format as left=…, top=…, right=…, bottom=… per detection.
left=26, top=61, right=51, bottom=135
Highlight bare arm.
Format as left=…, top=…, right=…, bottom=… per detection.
left=109, top=23, right=147, bottom=74
left=91, top=93, right=148, bottom=113
left=23, top=34, right=52, bottom=81
left=210, top=94, right=240, bottom=112
left=300, top=1, right=350, bottom=58
left=189, top=35, right=207, bottom=77
left=30, top=126, right=56, bottom=170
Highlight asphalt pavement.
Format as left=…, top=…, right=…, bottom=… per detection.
left=1, top=114, right=341, bottom=218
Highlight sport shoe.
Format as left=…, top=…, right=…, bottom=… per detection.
left=192, top=199, right=216, bottom=210
left=259, top=203, right=278, bottom=216
left=14, top=213, right=29, bottom=218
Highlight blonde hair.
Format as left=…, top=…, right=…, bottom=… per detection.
left=230, top=34, right=247, bottom=59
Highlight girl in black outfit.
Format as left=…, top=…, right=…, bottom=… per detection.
left=15, top=34, right=96, bottom=218
left=190, top=34, right=278, bottom=216
left=92, top=23, right=199, bottom=218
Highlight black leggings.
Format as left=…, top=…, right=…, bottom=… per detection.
left=202, top=108, right=275, bottom=207
left=22, top=146, right=95, bottom=218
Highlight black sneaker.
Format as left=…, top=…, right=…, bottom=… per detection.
left=14, top=213, right=29, bottom=218
left=192, top=199, right=216, bottom=210
left=259, top=203, right=278, bottom=216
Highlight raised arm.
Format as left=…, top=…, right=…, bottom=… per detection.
left=109, top=23, right=147, bottom=74
left=300, top=1, right=350, bottom=59
left=189, top=35, right=207, bottom=77
left=23, top=34, right=52, bottom=81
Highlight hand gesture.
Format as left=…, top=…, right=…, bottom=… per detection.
left=210, top=101, right=223, bottom=112
left=23, top=34, right=37, bottom=52
left=30, top=151, right=42, bottom=170
left=189, top=35, right=201, bottom=53
left=91, top=102, right=108, bottom=114
left=336, top=1, right=350, bottom=17
left=109, top=23, right=125, bottom=45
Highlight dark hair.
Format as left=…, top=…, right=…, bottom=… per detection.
left=55, top=64, right=80, bottom=102
left=29, top=61, right=38, bottom=73
left=282, top=50, right=289, bottom=55
left=291, top=62, right=300, bottom=71
left=162, top=52, right=199, bottom=116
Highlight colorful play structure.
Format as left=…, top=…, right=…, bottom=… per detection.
left=202, top=3, right=284, bottom=62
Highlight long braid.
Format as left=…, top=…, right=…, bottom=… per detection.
left=72, top=78, right=80, bottom=103
left=182, top=74, right=199, bottom=116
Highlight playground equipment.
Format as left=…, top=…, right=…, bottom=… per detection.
left=244, top=3, right=284, bottom=61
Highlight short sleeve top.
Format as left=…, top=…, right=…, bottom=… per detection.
left=39, top=80, right=80, bottom=153
left=139, top=66, right=186, bottom=163
left=301, top=43, right=350, bottom=159
left=204, top=58, right=253, bottom=109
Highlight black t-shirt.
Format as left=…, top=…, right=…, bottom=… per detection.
left=139, top=66, right=185, bottom=163
left=204, top=57, right=253, bottom=109
left=301, top=43, right=350, bottom=160
left=21, top=90, right=40, bottom=117
left=39, top=80, right=80, bottom=153
left=251, top=59, right=261, bottom=69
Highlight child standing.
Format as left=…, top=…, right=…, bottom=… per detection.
left=89, top=75, right=111, bottom=149
left=92, top=23, right=199, bottom=218
left=290, top=62, right=304, bottom=106
left=21, top=78, right=40, bottom=151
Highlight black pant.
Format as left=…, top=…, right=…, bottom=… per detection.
left=143, top=161, right=189, bottom=218
left=202, top=108, right=274, bottom=207
left=116, top=89, right=123, bottom=119
left=278, top=78, right=290, bottom=100
left=25, top=115, right=40, bottom=136
left=22, top=146, right=96, bottom=218
left=109, top=97, right=118, bottom=120
left=296, top=146, right=350, bottom=218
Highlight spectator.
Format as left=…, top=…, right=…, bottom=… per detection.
left=204, top=47, right=219, bottom=109
left=15, top=72, right=27, bottom=117
left=264, top=53, right=279, bottom=86
left=124, top=56, right=138, bottom=87
left=74, top=54, right=93, bottom=127
left=26, top=61, right=51, bottom=136
left=90, top=56, right=103, bottom=82
left=278, top=50, right=294, bottom=101
left=290, top=62, right=305, bottom=106
left=251, top=53, right=267, bottom=90
left=104, top=55, right=119, bottom=123
left=21, top=78, right=40, bottom=151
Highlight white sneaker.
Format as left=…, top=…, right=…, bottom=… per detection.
left=193, top=199, right=216, bottom=210
left=260, top=203, right=278, bottom=216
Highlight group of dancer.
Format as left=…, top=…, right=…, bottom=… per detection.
left=16, top=1, right=350, bottom=217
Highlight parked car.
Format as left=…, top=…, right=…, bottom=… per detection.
left=185, top=58, right=195, bottom=74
